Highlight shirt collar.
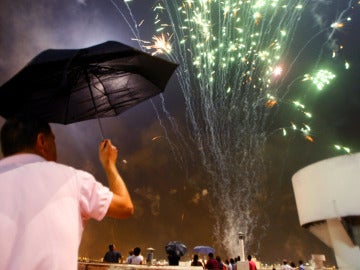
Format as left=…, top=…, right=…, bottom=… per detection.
left=0, top=154, right=46, bottom=172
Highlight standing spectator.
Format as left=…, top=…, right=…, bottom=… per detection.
left=281, top=260, right=293, bottom=270
left=298, top=260, right=305, bottom=270
left=103, top=244, right=122, bottom=263
left=191, top=254, right=204, bottom=268
left=230, top=258, right=237, bottom=270
left=126, top=250, right=134, bottom=264
left=205, top=253, right=219, bottom=270
left=216, top=255, right=225, bottom=270
left=129, top=247, right=143, bottom=265
left=225, top=259, right=232, bottom=270
left=248, top=255, right=257, bottom=270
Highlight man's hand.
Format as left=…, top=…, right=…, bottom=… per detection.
left=99, top=139, right=134, bottom=219
left=99, top=139, right=118, bottom=169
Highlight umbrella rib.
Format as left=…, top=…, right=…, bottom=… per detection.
left=91, top=71, right=114, bottom=115
left=84, top=68, right=105, bottom=138
left=89, top=68, right=136, bottom=115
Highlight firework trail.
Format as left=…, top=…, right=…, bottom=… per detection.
left=149, top=0, right=311, bottom=255
left=115, top=0, right=356, bottom=256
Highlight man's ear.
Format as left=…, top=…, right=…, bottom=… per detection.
left=34, top=133, right=47, bottom=157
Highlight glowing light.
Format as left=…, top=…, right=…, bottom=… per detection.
left=273, top=65, right=283, bottom=76
left=312, top=70, right=336, bottom=91
left=265, top=99, right=277, bottom=108
left=152, top=136, right=163, bottom=141
left=305, top=135, right=314, bottom=142
left=293, top=101, right=305, bottom=109
left=253, top=12, right=262, bottom=24
left=345, top=61, right=350, bottom=70
left=334, top=144, right=351, bottom=154
left=331, top=22, right=344, bottom=29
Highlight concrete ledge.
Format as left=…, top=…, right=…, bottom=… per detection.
left=78, top=263, right=203, bottom=270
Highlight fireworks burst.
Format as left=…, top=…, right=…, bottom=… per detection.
left=147, top=0, right=311, bottom=255
left=115, top=0, right=356, bottom=256
left=136, top=33, right=173, bottom=56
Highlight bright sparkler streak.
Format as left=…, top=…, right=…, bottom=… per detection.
left=331, top=21, right=345, bottom=29
left=150, top=0, right=311, bottom=255
left=142, top=34, right=173, bottom=56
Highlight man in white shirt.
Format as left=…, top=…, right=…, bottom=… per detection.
left=129, top=247, right=144, bottom=265
left=0, top=116, right=134, bottom=270
left=280, top=260, right=293, bottom=270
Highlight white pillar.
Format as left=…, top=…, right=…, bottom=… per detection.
left=238, top=232, right=245, bottom=262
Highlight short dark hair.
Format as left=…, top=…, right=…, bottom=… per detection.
left=1, top=116, right=52, bottom=157
left=133, top=247, right=141, bottom=256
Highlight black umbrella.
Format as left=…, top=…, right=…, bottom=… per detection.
left=165, top=241, right=187, bottom=257
left=0, top=40, right=177, bottom=136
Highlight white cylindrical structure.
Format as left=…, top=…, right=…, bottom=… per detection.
left=292, top=153, right=360, bottom=269
left=238, top=232, right=245, bottom=262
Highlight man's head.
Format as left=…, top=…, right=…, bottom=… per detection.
left=1, top=116, right=57, bottom=161
left=109, top=244, right=115, bottom=251
left=133, top=247, right=141, bottom=256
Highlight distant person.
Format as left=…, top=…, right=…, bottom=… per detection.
left=224, top=259, right=232, bottom=270
left=103, top=244, right=122, bottom=263
left=230, top=258, right=237, bottom=270
left=191, top=254, right=204, bottom=268
left=248, top=255, right=257, bottom=270
left=126, top=250, right=134, bottom=263
left=281, top=260, right=292, bottom=270
left=230, top=257, right=237, bottom=270
left=129, top=247, right=143, bottom=264
left=0, top=116, right=134, bottom=270
left=146, top=248, right=155, bottom=265
left=168, top=252, right=181, bottom=266
left=216, top=255, right=225, bottom=270
left=298, top=260, right=305, bottom=270
left=205, top=253, right=219, bottom=270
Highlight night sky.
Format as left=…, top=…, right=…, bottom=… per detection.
left=1, top=0, right=360, bottom=266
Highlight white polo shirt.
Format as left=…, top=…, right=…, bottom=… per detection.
left=0, top=154, right=113, bottom=270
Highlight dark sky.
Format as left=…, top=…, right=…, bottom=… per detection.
left=1, top=0, right=360, bottom=266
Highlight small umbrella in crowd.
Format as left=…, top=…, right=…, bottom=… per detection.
left=193, top=245, right=215, bottom=255
left=165, top=241, right=187, bottom=266
left=165, top=241, right=187, bottom=257
left=0, top=40, right=178, bottom=136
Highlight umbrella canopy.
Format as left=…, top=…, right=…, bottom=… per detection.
left=0, top=40, right=177, bottom=125
left=165, top=241, right=187, bottom=257
left=193, top=246, right=215, bottom=255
